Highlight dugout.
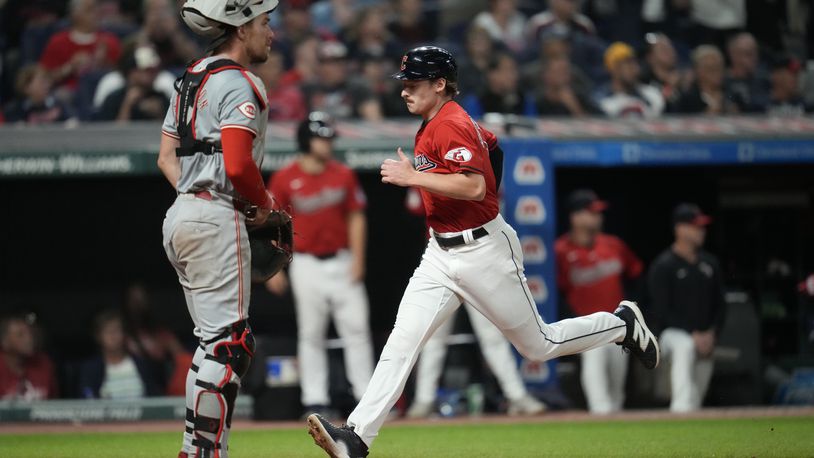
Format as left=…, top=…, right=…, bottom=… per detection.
left=0, top=117, right=813, bottom=417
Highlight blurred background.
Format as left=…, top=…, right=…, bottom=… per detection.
left=1, top=0, right=813, bottom=423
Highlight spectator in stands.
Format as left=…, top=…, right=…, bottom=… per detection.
left=359, top=52, right=410, bottom=118
left=5, top=0, right=63, bottom=65
left=254, top=49, right=308, bottom=121
left=311, top=0, right=358, bottom=36
left=474, top=52, right=534, bottom=116
left=93, top=42, right=175, bottom=116
left=555, top=190, right=643, bottom=414
left=456, top=25, right=497, bottom=99
left=138, top=0, right=200, bottom=70
left=388, top=0, right=438, bottom=48
left=3, top=64, right=76, bottom=124
left=527, top=0, right=597, bottom=42
left=690, top=0, right=746, bottom=50
left=344, top=4, right=401, bottom=61
left=280, top=35, right=321, bottom=88
left=648, top=203, right=725, bottom=413
left=766, top=55, right=813, bottom=117
left=96, top=43, right=169, bottom=121
left=0, top=314, right=58, bottom=401
left=598, top=42, right=665, bottom=118
left=640, top=33, right=691, bottom=112
left=301, top=40, right=383, bottom=120
left=78, top=310, right=161, bottom=399
left=535, top=57, right=599, bottom=117
left=674, top=45, right=739, bottom=115
left=522, top=29, right=593, bottom=99
left=526, top=0, right=607, bottom=84
left=641, top=0, right=694, bottom=48
left=472, top=0, right=528, bottom=56
left=38, top=0, right=122, bottom=98
left=274, top=0, right=318, bottom=68
left=726, top=32, right=770, bottom=112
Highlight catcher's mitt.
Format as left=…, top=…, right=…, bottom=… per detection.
left=247, top=209, right=293, bottom=282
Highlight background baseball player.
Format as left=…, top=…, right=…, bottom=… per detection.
left=555, top=189, right=643, bottom=414
left=307, top=45, right=661, bottom=458
left=404, top=188, right=545, bottom=418
left=157, top=1, right=280, bottom=456
left=266, top=112, right=374, bottom=419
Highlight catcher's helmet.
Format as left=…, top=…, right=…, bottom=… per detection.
left=181, top=0, right=279, bottom=38
left=392, top=46, right=457, bottom=82
left=297, top=111, right=337, bottom=153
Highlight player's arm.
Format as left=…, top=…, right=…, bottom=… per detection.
left=348, top=210, right=367, bottom=282
left=221, top=127, right=273, bottom=210
left=157, top=132, right=181, bottom=189
left=381, top=148, right=486, bottom=201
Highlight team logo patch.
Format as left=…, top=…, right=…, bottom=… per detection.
left=238, top=101, right=257, bottom=119
left=520, top=235, right=547, bottom=264
left=444, top=147, right=473, bottom=163
left=414, top=154, right=437, bottom=172
left=400, top=55, right=408, bottom=71
left=513, top=156, right=545, bottom=185
left=514, top=196, right=546, bottom=225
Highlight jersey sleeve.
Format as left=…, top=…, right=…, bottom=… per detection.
left=618, top=238, right=643, bottom=279
left=479, top=123, right=498, bottom=151
left=344, top=168, right=367, bottom=212
left=433, top=120, right=491, bottom=175
left=161, top=94, right=179, bottom=138
left=218, top=73, right=264, bottom=137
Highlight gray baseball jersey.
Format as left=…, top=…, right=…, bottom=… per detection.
left=162, top=56, right=269, bottom=198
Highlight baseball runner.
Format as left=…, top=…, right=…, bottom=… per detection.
left=306, top=46, right=660, bottom=458
left=404, top=189, right=545, bottom=418
left=266, top=112, right=374, bottom=419
left=555, top=189, right=643, bottom=414
left=157, top=1, right=289, bottom=457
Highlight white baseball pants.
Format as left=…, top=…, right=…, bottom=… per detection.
left=660, top=328, right=714, bottom=412
left=347, top=214, right=627, bottom=446
left=580, top=344, right=628, bottom=414
left=413, top=303, right=529, bottom=405
left=290, top=251, right=374, bottom=407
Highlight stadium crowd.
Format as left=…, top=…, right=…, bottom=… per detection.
left=1, top=0, right=814, bottom=124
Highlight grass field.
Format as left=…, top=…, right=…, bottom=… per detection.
left=2, top=415, right=813, bottom=457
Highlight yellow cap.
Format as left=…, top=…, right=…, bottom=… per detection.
left=604, top=42, right=635, bottom=71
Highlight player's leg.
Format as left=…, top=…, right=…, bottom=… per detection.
left=328, top=253, right=375, bottom=403
left=660, top=328, right=696, bottom=412
left=580, top=346, right=614, bottom=414
left=345, top=265, right=463, bottom=447
left=692, top=355, right=715, bottom=410
left=464, top=304, right=542, bottom=414
left=458, top=223, right=628, bottom=361
left=407, top=309, right=455, bottom=417
left=607, top=344, right=629, bottom=412
left=289, top=254, right=332, bottom=409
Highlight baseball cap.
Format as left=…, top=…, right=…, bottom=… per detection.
left=604, top=42, right=635, bottom=72
left=770, top=55, right=802, bottom=74
left=568, top=189, right=608, bottom=213
left=318, top=41, right=348, bottom=61
left=672, top=203, right=712, bottom=226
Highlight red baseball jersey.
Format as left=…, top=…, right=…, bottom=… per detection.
left=555, top=233, right=643, bottom=316
left=269, top=159, right=366, bottom=255
left=414, top=101, right=499, bottom=233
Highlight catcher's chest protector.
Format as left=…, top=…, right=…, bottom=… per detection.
left=174, top=58, right=266, bottom=157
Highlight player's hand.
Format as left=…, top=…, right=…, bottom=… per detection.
left=248, top=207, right=271, bottom=226
left=265, top=271, right=289, bottom=295
left=351, top=257, right=365, bottom=283
left=692, top=329, right=715, bottom=358
left=381, top=148, right=415, bottom=187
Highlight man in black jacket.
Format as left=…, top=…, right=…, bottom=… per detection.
left=647, top=203, right=725, bottom=412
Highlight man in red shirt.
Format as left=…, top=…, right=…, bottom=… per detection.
left=555, top=189, right=643, bottom=414
left=307, top=46, right=660, bottom=458
left=0, top=315, right=58, bottom=401
left=39, top=0, right=122, bottom=95
left=267, top=111, right=374, bottom=419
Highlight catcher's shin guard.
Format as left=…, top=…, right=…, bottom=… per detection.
left=192, top=322, right=255, bottom=458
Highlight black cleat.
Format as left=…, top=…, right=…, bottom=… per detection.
left=614, top=300, right=660, bottom=369
left=307, top=413, right=369, bottom=458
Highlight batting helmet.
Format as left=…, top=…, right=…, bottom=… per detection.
left=392, top=46, right=457, bottom=83
left=181, top=0, right=279, bottom=38
left=297, top=111, right=337, bottom=153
